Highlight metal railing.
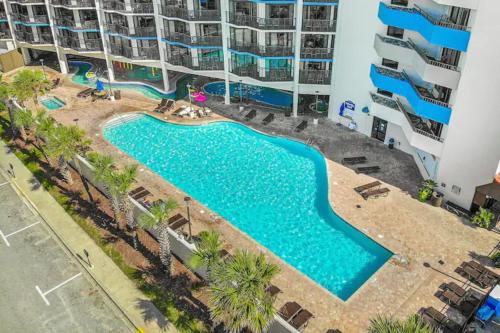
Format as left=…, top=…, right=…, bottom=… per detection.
left=100, top=0, right=126, bottom=11
left=105, top=23, right=156, bottom=37
left=166, top=53, right=224, bottom=71
left=302, top=19, right=336, bottom=32
left=369, top=92, right=401, bottom=111
left=163, top=30, right=222, bottom=46
left=0, top=28, right=12, bottom=39
left=16, top=30, right=54, bottom=44
left=299, top=69, right=331, bottom=84
left=231, top=64, right=293, bottom=82
left=229, top=39, right=293, bottom=57
left=51, top=0, right=95, bottom=7
left=12, top=13, right=49, bottom=24
left=108, top=43, right=160, bottom=60
left=57, top=35, right=102, bottom=51
left=161, top=5, right=221, bottom=21
left=227, top=12, right=295, bottom=30
left=300, top=47, right=333, bottom=59
left=407, top=38, right=459, bottom=71
left=10, top=0, right=45, bottom=3
left=396, top=98, right=445, bottom=142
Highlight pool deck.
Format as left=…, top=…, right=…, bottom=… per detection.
left=17, top=67, right=500, bottom=332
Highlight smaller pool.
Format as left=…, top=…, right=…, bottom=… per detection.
left=204, top=81, right=293, bottom=108
left=41, top=96, right=66, bottom=110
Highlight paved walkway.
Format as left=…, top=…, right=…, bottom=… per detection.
left=0, top=141, right=179, bottom=333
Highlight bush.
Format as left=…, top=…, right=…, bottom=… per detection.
left=471, top=207, right=494, bottom=229
left=418, top=179, right=437, bottom=202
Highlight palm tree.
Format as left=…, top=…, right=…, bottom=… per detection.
left=104, top=164, right=138, bottom=229
left=368, top=314, right=442, bottom=333
left=13, top=108, right=34, bottom=142
left=11, top=69, right=52, bottom=106
left=34, top=111, right=56, bottom=163
left=209, top=250, right=280, bottom=333
left=46, top=125, right=90, bottom=184
left=188, top=230, right=223, bottom=280
left=138, top=199, right=178, bottom=275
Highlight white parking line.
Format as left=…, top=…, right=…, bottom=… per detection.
left=36, top=272, right=83, bottom=306
left=0, top=229, right=10, bottom=247
left=4, top=221, right=40, bottom=238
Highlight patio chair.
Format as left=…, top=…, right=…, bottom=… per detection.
left=278, top=301, right=302, bottom=322
left=455, top=265, right=494, bottom=288
left=52, top=77, right=61, bottom=88
left=169, top=217, right=188, bottom=231
left=341, top=156, right=367, bottom=165
left=262, top=113, right=275, bottom=125
left=77, top=88, right=95, bottom=98
left=439, top=281, right=467, bottom=297
left=467, top=261, right=500, bottom=279
left=361, top=188, right=390, bottom=200
left=129, top=186, right=146, bottom=197
left=289, top=309, right=314, bottom=331
left=294, top=120, right=308, bottom=133
left=356, top=166, right=380, bottom=174
left=419, top=307, right=461, bottom=333
left=168, top=213, right=184, bottom=225
left=435, top=289, right=464, bottom=307
left=244, top=109, right=257, bottom=121
left=132, top=188, right=152, bottom=201
left=354, top=181, right=381, bottom=193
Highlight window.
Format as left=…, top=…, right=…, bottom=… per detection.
left=382, top=58, right=398, bottom=70
left=387, top=26, right=404, bottom=39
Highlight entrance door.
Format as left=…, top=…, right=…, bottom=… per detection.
left=371, top=117, right=388, bottom=142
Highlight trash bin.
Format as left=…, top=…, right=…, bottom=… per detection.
left=114, top=90, right=121, bottom=100
left=388, top=138, right=395, bottom=149
left=431, top=191, right=443, bottom=207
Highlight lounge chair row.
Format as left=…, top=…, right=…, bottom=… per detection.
left=342, top=156, right=381, bottom=174
left=419, top=307, right=461, bottom=333
left=354, top=181, right=390, bottom=200
left=243, top=109, right=276, bottom=126
left=154, top=99, right=175, bottom=113
left=279, top=301, right=314, bottom=332
left=455, top=261, right=498, bottom=289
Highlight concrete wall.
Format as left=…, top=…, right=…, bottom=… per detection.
left=436, top=0, right=500, bottom=208
left=0, top=49, right=24, bottom=72
left=70, top=154, right=297, bottom=333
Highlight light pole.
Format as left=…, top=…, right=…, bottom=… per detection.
left=184, top=196, right=192, bottom=241
left=40, top=58, right=46, bottom=79
left=103, top=69, right=114, bottom=100
left=315, top=90, right=319, bottom=114
left=186, top=83, right=192, bottom=109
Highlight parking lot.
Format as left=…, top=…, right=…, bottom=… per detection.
left=0, top=172, right=133, bottom=333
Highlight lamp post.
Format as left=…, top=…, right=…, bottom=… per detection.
left=186, top=83, right=192, bottom=108
left=315, top=90, right=319, bottom=114
left=40, top=58, right=46, bottom=79
left=184, top=196, right=192, bottom=241
left=103, top=69, right=114, bottom=100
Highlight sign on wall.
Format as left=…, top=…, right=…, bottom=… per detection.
left=339, top=100, right=356, bottom=119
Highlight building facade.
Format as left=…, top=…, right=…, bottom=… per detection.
left=0, top=0, right=498, bottom=210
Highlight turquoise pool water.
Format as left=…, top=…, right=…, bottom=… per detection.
left=204, top=81, right=293, bottom=108
left=104, top=115, right=392, bottom=300
left=69, top=61, right=176, bottom=100
left=41, top=96, right=66, bottom=110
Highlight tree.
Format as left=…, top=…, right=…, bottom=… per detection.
left=46, top=125, right=90, bottom=185
left=0, top=73, right=19, bottom=137
left=12, top=108, right=34, bottom=142
left=209, top=250, right=280, bottom=333
left=368, top=314, right=442, bottom=333
left=189, top=230, right=223, bottom=280
left=11, top=69, right=51, bottom=106
left=34, top=111, right=56, bottom=163
left=138, top=199, right=178, bottom=275
left=104, top=164, right=138, bottom=229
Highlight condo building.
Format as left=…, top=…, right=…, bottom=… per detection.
left=0, top=0, right=498, bottom=211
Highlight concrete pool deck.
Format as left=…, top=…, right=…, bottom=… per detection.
left=20, top=68, right=500, bottom=332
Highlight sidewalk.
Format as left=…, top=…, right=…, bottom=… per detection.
left=0, top=141, right=178, bottom=333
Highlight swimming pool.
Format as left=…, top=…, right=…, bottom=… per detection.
left=69, top=61, right=176, bottom=100
left=41, top=96, right=66, bottom=110
left=104, top=115, right=392, bottom=300
left=204, top=81, right=293, bottom=108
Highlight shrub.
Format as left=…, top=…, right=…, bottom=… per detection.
left=471, top=207, right=494, bottom=229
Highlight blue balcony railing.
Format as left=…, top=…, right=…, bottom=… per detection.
left=378, top=2, right=470, bottom=52
left=369, top=64, right=451, bottom=124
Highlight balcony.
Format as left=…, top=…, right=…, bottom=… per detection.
left=302, top=19, right=336, bottom=32
left=229, top=39, right=293, bottom=57
left=374, top=34, right=460, bottom=89
left=0, top=26, right=12, bottom=39
left=100, top=0, right=126, bottom=11
left=161, top=5, right=220, bottom=21
left=299, top=69, right=332, bottom=85
left=108, top=43, right=160, bottom=60
left=369, top=92, right=444, bottom=156
left=163, top=31, right=222, bottom=47
left=166, top=53, right=224, bottom=71
left=12, top=13, right=49, bottom=24
left=15, top=30, right=53, bottom=44
left=378, top=2, right=471, bottom=51
left=231, top=64, right=293, bottom=82
left=9, top=0, right=45, bottom=3
left=106, top=23, right=156, bottom=37
left=55, top=18, right=99, bottom=30
left=50, top=0, right=95, bottom=8
left=227, top=12, right=295, bottom=30
left=300, top=47, right=333, bottom=60
left=370, top=64, right=451, bottom=124
left=57, top=35, right=103, bottom=51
